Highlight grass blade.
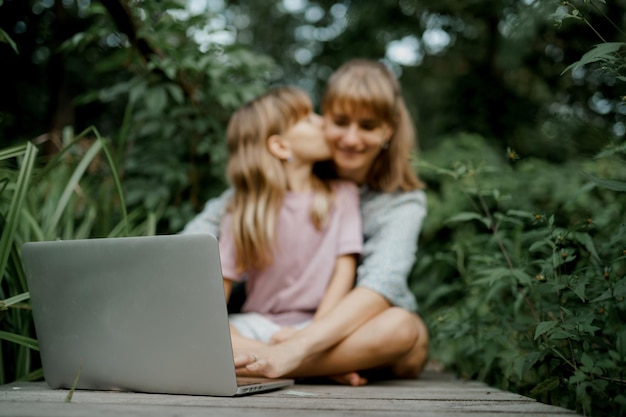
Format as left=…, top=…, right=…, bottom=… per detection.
left=44, top=140, right=103, bottom=238
left=0, top=144, right=27, bottom=161
left=94, top=131, right=129, bottom=236
left=0, top=292, right=30, bottom=309
left=0, top=142, right=37, bottom=285
left=0, top=331, right=39, bottom=351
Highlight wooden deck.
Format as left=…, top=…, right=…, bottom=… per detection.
left=0, top=370, right=576, bottom=417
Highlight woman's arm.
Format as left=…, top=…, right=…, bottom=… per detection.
left=355, top=189, right=427, bottom=311
left=181, top=188, right=233, bottom=236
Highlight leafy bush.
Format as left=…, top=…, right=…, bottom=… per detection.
left=58, top=2, right=278, bottom=232
left=414, top=134, right=626, bottom=416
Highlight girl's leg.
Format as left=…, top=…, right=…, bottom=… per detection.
left=230, top=325, right=267, bottom=349
left=229, top=313, right=280, bottom=349
left=287, top=307, right=428, bottom=379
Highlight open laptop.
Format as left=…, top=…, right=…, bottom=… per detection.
left=22, top=234, right=294, bottom=396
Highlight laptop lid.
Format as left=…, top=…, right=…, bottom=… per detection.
left=22, top=234, right=292, bottom=396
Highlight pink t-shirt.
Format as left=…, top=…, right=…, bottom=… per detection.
left=219, top=180, right=362, bottom=325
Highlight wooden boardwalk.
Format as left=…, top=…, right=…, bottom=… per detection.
left=0, top=370, right=576, bottom=417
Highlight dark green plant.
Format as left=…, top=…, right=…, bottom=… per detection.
left=57, top=1, right=279, bottom=232
left=413, top=4, right=625, bottom=414
left=413, top=133, right=625, bottom=416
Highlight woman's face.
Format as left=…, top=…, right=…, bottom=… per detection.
left=324, top=108, right=392, bottom=184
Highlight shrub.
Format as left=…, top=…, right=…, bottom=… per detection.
left=414, top=133, right=626, bottom=416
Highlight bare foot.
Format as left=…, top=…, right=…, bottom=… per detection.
left=329, top=372, right=368, bottom=386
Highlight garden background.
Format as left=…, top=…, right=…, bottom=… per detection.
left=1, top=1, right=625, bottom=416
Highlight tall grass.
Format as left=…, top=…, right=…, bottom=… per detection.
left=0, top=126, right=157, bottom=384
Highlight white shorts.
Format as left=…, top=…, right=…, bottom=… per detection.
left=229, top=312, right=310, bottom=344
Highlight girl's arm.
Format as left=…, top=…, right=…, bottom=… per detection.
left=223, top=278, right=233, bottom=301
left=314, top=254, right=357, bottom=319
left=314, top=181, right=362, bottom=319
left=270, top=254, right=357, bottom=345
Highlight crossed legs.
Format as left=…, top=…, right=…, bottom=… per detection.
left=285, top=307, right=429, bottom=382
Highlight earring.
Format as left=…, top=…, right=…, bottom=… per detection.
left=286, top=156, right=293, bottom=163
left=381, top=141, right=389, bottom=150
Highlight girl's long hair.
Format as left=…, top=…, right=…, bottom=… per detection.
left=321, top=59, right=425, bottom=192
left=226, top=87, right=332, bottom=272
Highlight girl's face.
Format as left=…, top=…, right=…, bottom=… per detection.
left=282, top=112, right=331, bottom=163
left=324, top=108, right=392, bottom=184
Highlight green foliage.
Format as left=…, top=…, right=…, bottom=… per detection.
left=0, top=127, right=157, bottom=384
left=556, top=1, right=626, bottom=82
left=413, top=6, right=626, bottom=413
left=58, top=2, right=279, bottom=232
left=413, top=134, right=626, bottom=416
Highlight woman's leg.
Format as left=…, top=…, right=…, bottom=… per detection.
left=286, top=307, right=428, bottom=379
left=390, top=312, right=429, bottom=378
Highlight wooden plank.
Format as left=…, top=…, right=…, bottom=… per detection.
left=0, top=373, right=576, bottom=417
left=2, top=402, right=576, bottom=417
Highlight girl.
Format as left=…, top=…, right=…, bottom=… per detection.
left=218, top=87, right=362, bottom=346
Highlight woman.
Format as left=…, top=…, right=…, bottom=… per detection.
left=183, top=59, right=428, bottom=385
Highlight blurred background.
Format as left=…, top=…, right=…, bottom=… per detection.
left=1, top=1, right=625, bottom=415
left=1, top=0, right=624, bottom=231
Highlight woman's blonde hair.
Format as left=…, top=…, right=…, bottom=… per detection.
left=226, top=87, right=332, bottom=272
left=321, top=59, right=425, bottom=192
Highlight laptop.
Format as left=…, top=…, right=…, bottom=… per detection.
left=22, top=234, right=294, bottom=396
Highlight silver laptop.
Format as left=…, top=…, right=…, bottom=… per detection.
left=22, top=234, right=293, bottom=396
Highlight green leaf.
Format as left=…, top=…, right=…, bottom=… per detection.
left=534, top=321, right=557, bottom=340
left=529, top=238, right=555, bottom=252
left=580, top=353, right=594, bottom=369
left=445, top=212, right=490, bottom=229
left=145, top=87, right=168, bottom=114
left=0, top=292, right=30, bottom=310
left=530, top=376, right=560, bottom=395
left=0, top=142, right=37, bottom=285
left=165, top=83, right=185, bottom=104
left=505, top=209, right=534, bottom=220
left=515, top=351, right=541, bottom=380
left=572, top=281, right=586, bottom=302
left=581, top=170, right=626, bottom=192
left=44, top=140, right=103, bottom=237
left=0, top=28, right=18, bottom=53
left=0, top=144, right=27, bottom=161
left=616, top=330, right=626, bottom=357
left=0, top=331, right=39, bottom=351
left=574, top=232, right=601, bottom=264
left=569, top=371, right=586, bottom=384
left=561, top=42, right=625, bottom=75
left=550, top=330, right=576, bottom=340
